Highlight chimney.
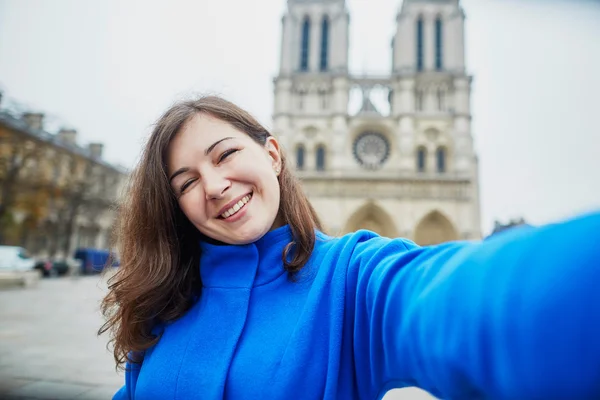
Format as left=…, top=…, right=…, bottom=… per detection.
left=88, top=143, right=104, bottom=159
left=23, top=112, right=45, bottom=131
left=57, top=128, right=77, bottom=146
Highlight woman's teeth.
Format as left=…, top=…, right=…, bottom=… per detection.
left=221, top=194, right=252, bottom=219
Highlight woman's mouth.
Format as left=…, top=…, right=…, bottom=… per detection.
left=220, top=193, right=252, bottom=219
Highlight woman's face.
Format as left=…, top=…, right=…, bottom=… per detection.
left=166, top=113, right=283, bottom=245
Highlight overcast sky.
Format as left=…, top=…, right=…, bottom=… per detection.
left=1, top=0, right=599, bottom=235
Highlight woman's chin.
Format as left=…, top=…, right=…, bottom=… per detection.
left=201, top=214, right=278, bottom=245
left=232, top=224, right=273, bottom=244
left=203, top=228, right=264, bottom=245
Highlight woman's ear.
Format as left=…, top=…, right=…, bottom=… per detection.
left=265, top=136, right=282, bottom=174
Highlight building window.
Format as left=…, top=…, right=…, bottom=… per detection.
left=52, top=162, right=61, bottom=183
left=298, top=89, right=306, bottom=110
left=319, top=89, right=328, bottom=110
left=416, top=89, right=424, bottom=111
left=435, top=17, right=443, bottom=71
left=320, top=17, right=329, bottom=71
left=417, top=147, right=427, bottom=172
left=296, top=145, right=305, bottom=170
left=437, top=87, right=446, bottom=111
left=316, top=145, right=326, bottom=171
left=436, top=147, right=446, bottom=173
left=416, top=17, right=424, bottom=71
left=300, top=17, right=311, bottom=71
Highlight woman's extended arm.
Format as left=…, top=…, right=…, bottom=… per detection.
left=348, top=211, right=600, bottom=399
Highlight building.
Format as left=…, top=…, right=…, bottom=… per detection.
left=273, top=0, right=481, bottom=244
left=0, top=94, right=127, bottom=259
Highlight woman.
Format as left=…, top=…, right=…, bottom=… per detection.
left=100, top=96, right=600, bottom=400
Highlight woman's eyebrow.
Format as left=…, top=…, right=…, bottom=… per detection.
left=169, top=167, right=189, bottom=183
left=169, top=137, right=235, bottom=183
left=205, top=137, right=234, bottom=156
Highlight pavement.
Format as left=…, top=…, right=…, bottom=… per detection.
left=0, top=274, right=435, bottom=400
left=0, top=274, right=122, bottom=399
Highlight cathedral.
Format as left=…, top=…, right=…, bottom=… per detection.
left=273, top=0, right=481, bottom=244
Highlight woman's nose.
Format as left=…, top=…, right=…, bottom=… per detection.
left=203, top=171, right=231, bottom=200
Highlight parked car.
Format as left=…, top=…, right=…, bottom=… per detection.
left=0, top=246, right=36, bottom=272
left=73, top=248, right=119, bottom=275
left=33, top=260, right=70, bottom=277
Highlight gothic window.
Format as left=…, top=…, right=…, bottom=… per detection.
left=435, top=17, right=443, bottom=70
left=353, top=132, right=390, bottom=169
left=436, top=146, right=447, bottom=173
left=320, top=17, right=329, bottom=71
left=416, top=16, right=424, bottom=71
left=437, top=87, right=446, bottom=111
left=416, top=89, right=424, bottom=111
left=296, top=145, right=305, bottom=170
left=298, top=89, right=306, bottom=110
left=300, top=17, right=311, bottom=71
left=316, top=145, right=326, bottom=171
left=417, top=147, right=427, bottom=172
left=319, top=89, right=328, bottom=110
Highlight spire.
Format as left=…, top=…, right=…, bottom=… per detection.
left=358, top=88, right=381, bottom=116
left=358, top=97, right=381, bottom=115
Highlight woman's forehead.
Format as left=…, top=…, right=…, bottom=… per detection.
left=166, top=115, right=247, bottom=169
left=178, top=114, right=244, bottom=143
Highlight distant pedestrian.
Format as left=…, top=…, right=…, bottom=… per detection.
left=99, top=96, right=600, bottom=400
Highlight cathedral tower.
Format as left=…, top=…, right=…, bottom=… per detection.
left=273, top=0, right=481, bottom=243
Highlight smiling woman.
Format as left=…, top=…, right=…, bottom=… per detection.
left=99, top=96, right=600, bottom=400
left=98, top=95, right=322, bottom=364
left=166, top=113, right=285, bottom=244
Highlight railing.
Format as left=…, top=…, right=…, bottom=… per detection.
left=296, top=169, right=472, bottom=182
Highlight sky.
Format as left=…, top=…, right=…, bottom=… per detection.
left=0, top=0, right=599, bottom=236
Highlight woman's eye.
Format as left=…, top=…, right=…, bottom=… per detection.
left=180, top=179, right=195, bottom=193
left=218, top=149, right=238, bottom=163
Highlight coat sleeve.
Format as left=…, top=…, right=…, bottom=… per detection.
left=112, top=359, right=141, bottom=400
left=348, top=211, right=600, bottom=400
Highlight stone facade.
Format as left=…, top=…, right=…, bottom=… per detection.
left=273, top=0, right=481, bottom=244
left=0, top=99, right=127, bottom=259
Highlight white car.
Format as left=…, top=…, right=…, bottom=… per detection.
left=0, top=246, right=36, bottom=271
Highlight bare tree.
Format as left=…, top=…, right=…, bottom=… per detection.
left=0, top=134, right=43, bottom=244
left=51, top=157, right=112, bottom=257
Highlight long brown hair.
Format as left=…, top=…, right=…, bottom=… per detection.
left=99, top=96, right=322, bottom=370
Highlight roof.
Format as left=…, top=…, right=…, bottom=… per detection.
left=0, top=110, right=128, bottom=175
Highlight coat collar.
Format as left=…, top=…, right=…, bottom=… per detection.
left=199, top=225, right=292, bottom=289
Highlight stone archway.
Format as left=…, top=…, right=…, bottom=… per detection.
left=414, top=210, right=458, bottom=245
left=343, top=202, right=398, bottom=238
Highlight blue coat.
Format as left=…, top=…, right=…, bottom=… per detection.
left=114, top=211, right=600, bottom=399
